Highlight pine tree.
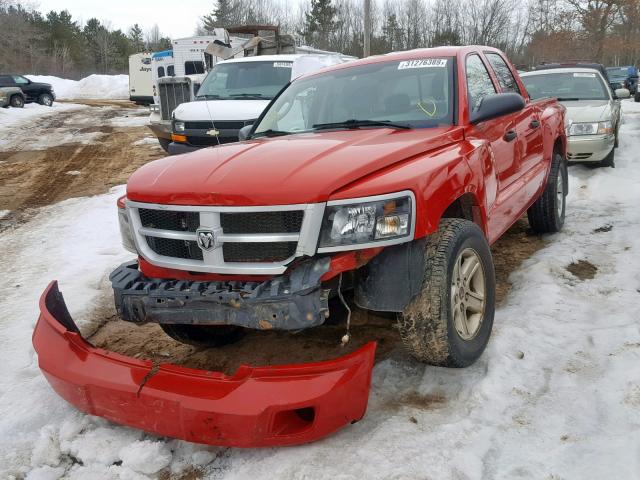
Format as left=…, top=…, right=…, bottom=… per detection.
left=202, top=0, right=237, bottom=31
left=299, top=0, right=338, bottom=50
left=128, top=23, right=145, bottom=52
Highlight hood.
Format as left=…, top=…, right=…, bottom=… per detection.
left=127, top=126, right=463, bottom=206
left=173, top=99, right=270, bottom=122
left=561, top=99, right=611, bottom=123
left=30, top=82, right=52, bottom=89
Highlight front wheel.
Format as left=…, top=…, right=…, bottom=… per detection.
left=10, top=95, right=24, bottom=108
left=38, top=93, right=53, bottom=106
left=398, top=219, right=495, bottom=367
left=599, top=147, right=615, bottom=168
left=527, top=151, right=567, bottom=233
left=157, top=137, right=170, bottom=153
left=160, top=324, right=245, bottom=347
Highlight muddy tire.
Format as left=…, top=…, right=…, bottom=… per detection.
left=160, top=324, right=245, bottom=347
left=157, top=138, right=171, bottom=153
left=10, top=95, right=24, bottom=108
left=38, top=93, right=54, bottom=106
left=398, top=219, right=495, bottom=367
left=527, top=151, right=567, bottom=233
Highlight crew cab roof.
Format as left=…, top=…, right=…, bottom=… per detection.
left=293, top=45, right=506, bottom=80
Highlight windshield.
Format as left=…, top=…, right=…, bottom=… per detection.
left=522, top=72, right=610, bottom=101
left=606, top=68, right=628, bottom=81
left=253, top=57, right=455, bottom=136
left=196, top=61, right=293, bottom=100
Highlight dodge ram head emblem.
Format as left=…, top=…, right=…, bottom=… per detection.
left=196, top=229, right=216, bottom=251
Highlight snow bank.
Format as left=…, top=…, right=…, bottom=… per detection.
left=2, top=101, right=640, bottom=478
left=26, top=74, right=129, bottom=100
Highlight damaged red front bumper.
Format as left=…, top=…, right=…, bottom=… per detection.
left=32, top=282, right=376, bottom=447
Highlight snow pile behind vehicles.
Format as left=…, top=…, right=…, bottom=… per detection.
left=26, top=74, right=129, bottom=100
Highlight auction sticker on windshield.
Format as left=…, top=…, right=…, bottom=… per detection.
left=398, top=59, right=447, bottom=70
left=574, top=73, right=596, bottom=77
left=274, top=62, right=293, bottom=68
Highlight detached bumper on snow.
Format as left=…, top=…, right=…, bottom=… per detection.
left=33, top=282, right=376, bottom=447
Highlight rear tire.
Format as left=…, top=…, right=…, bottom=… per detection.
left=160, top=324, right=245, bottom=347
left=38, top=93, right=53, bottom=106
left=157, top=137, right=170, bottom=153
left=527, top=151, right=567, bottom=233
left=397, top=219, right=495, bottom=368
left=10, top=95, right=24, bottom=108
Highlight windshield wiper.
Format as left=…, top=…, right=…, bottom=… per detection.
left=556, top=97, right=581, bottom=101
left=229, top=93, right=269, bottom=99
left=252, top=129, right=291, bottom=138
left=196, top=94, right=227, bottom=100
left=312, top=119, right=411, bottom=131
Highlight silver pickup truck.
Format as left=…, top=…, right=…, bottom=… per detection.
left=0, top=87, right=25, bottom=108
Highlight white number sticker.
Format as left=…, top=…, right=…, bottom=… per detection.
left=273, top=62, right=293, bottom=68
left=573, top=72, right=596, bottom=78
left=398, top=59, right=447, bottom=70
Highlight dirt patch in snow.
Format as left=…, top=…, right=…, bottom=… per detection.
left=593, top=224, right=613, bottom=233
left=87, top=297, right=401, bottom=375
left=491, top=218, right=548, bottom=304
left=0, top=101, right=162, bottom=231
left=566, top=260, right=598, bottom=280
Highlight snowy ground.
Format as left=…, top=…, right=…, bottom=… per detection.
left=26, top=75, right=129, bottom=100
left=0, top=103, right=88, bottom=149
left=1, top=102, right=640, bottom=479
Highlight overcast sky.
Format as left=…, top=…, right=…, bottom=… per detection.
left=35, top=0, right=217, bottom=38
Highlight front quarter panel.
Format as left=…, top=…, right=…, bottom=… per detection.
left=328, top=128, right=488, bottom=239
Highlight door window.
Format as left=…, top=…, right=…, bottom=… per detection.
left=12, top=75, right=29, bottom=85
left=485, top=53, right=520, bottom=94
left=157, top=67, right=165, bottom=78
left=466, top=54, right=497, bottom=111
left=167, top=65, right=175, bottom=77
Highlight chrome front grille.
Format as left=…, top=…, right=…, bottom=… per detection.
left=127, top=201, right=325, bottom=275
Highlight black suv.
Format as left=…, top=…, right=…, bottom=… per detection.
left=0, top=75, right=55, bottom=106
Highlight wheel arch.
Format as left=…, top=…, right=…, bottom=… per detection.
left=439, top=192, right=486, bottom=234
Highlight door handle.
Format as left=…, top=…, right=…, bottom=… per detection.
left=530, top=119, right=540, bottom=129
left=504, top=130, right=517, bottom=142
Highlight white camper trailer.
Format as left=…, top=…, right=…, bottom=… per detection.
left=128, top=52, right=153, bottom=105
left=171, top=29, right=230, bottom=76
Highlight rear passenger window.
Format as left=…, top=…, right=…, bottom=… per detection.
left=485, top=53, right=520, bottom=94
left=466, top=54, right=497, bottom=111
left=157, top=67, right=165, bottom=78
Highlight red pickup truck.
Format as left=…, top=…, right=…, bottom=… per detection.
left=34, top=46, right=567, bottom=446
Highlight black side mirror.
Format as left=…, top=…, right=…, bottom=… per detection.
left=238, top=124, right=253, bottom=141
left=470, top=93, right=525, bottom=124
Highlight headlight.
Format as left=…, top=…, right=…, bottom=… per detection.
left=318, top=192, right=414, bottom=251
left=149, top=104, right=160, bottom=113
left=174, top=120, right=185, bottom=132
left=117, top=202, right=137, bottom=254
left=569, top=121, right=612, bottom=136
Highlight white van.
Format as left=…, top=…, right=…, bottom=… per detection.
left=128, top=53, right=153, bottom=104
